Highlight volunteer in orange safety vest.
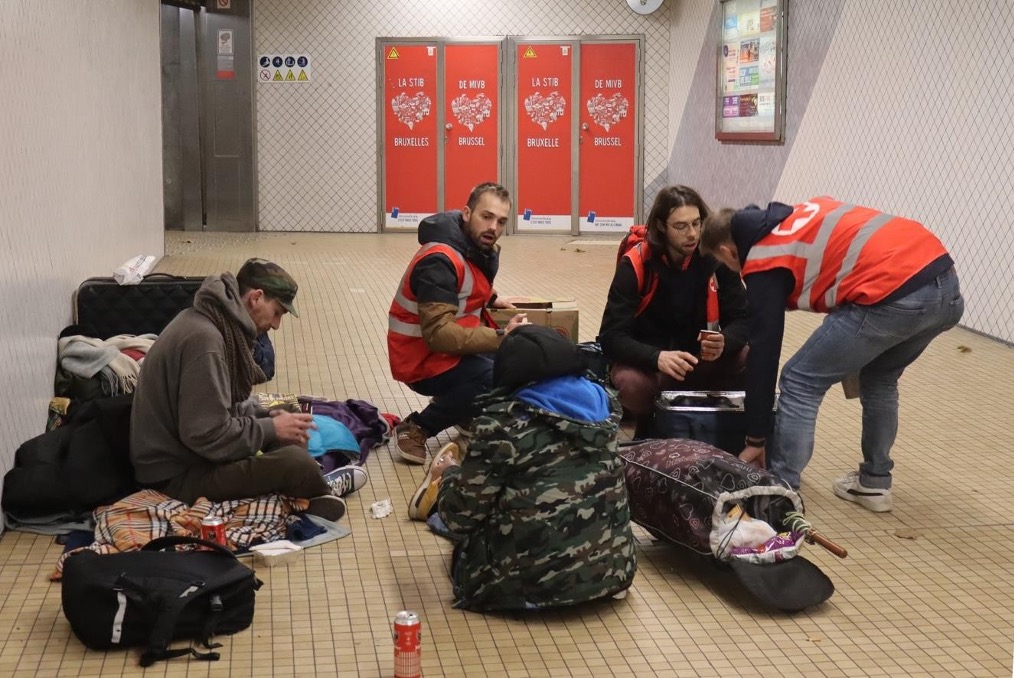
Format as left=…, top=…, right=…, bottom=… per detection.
left=387, top=182, right=529, bottom=465
left=701, top=197, right=963, bottom=512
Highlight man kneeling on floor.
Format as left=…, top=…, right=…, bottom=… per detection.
left=408, top=325, right=637, bottom=611
left=130, top=258, right=366, bottom=522
left=387, top=182, right=529, bottom=465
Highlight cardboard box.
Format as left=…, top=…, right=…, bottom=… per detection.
left=491, top=296, right=579, bottom=341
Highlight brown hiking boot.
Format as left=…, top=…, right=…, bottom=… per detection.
left=395, top=420, right=428, bottom=464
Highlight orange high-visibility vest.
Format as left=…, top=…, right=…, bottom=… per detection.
left=388, top=243, right=493, bottom=384
left=623, top=238, right=720, bottom=328
left=743, top=197, right=949, bottom=312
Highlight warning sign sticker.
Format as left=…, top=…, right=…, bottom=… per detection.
left=387, top=47, right=400, bottom=59
left=258, top=54, right=312, bottom=83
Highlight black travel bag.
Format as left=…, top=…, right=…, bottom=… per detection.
left=73, top=273, right=205, bottom=339
left=61, top=535, right=262, bottom=666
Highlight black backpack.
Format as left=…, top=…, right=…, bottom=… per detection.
left=61, top=535, right=262, bottom=666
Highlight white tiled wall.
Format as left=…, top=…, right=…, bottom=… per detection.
left=254, top=0, right=671, bottom=232
left=0, top=1, right=164, bottom=506
left=668, top=0, right=1014, bottom=343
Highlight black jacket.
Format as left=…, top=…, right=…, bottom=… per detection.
left=409, top=211, right=499, bottom=305
left=597, top=248, right=748, bottom=372
left=3, top=395, right=136, bottom=516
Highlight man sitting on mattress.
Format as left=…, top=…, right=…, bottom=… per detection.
left=129, top=258, right=365, bottom=522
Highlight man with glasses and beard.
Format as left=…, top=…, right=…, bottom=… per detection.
left=598, top=185, right=749, bottom=438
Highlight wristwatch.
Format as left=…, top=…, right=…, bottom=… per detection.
left=495, top=328, right=506, bottom=337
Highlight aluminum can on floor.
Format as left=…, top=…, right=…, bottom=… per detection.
left=393, top=610, right=421, bottom=678
left=199, top=517, right=227, bottom=546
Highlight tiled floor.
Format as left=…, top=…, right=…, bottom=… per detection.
left=1, top=230, right=1012, bottom=677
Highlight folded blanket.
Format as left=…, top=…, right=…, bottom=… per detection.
left=57, top=334, right=156, bottom=395
left=52, top=489, right=309, bottom=579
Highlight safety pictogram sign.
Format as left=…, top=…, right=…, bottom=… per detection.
left=257, top=54, right=312, bottom=83
left=523, top=46, right=538, bottom=59
left=387, top=47, right=400, bottom=59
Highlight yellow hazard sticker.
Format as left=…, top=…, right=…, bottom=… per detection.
left=523, top=46, right=537, bottom=59
left=272, top=70, right=282, bottom=81
left=285, top=69, right=295, bottom=81
left=387, top=47, right=400, bottom=59
left=298, top=70, right=308, bottom=81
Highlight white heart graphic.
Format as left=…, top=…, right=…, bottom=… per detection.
left=524, top=91, right=567, bottom=131
left=451, top=94, right=492, bottom=132
left=391, top=92, right=432, bottom=130
left=586, top=93, right=629, bottom=132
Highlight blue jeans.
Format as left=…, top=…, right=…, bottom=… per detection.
left=768, top=268, right=964, bottom=490
left=407, top=354, right=494, bottom=436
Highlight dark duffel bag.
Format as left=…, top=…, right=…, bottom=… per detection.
left=576, top=341, right=611, bottom=382
left=61, top=535, right=262, bottom=666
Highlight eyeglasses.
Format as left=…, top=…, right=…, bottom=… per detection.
left=666, top=217, right=703, bottom=232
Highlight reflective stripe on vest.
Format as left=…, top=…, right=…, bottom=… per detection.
left=387, top=243, right=491, bottom=383
left=745, top=197, right=946, bottom=311
left=388, top=243, right=479, bottom=335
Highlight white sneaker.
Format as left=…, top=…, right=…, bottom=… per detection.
left=831, top=470, right=892, bottom=512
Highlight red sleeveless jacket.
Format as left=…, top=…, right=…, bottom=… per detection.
left=388, top=243, right=493, bottom=383
left=743, top=197, right=949, bottom=312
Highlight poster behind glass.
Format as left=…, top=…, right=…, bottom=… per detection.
left=716, top=0, right=787, bottom=142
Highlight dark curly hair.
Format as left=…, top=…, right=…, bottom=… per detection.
left=644, top=185, right=710, bottom=254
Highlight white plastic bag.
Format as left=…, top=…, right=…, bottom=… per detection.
left=712, top=505, right=778, bottom=552
left=113, top=254, right=157, bottom=285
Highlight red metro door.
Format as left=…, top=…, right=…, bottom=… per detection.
left=382, top=43, right=438, bottom=230
left=578, top=42, right=637, bottom=233
left=443, top=42, right=501, bottom=210
left=514, top=42, right=574, bottom=232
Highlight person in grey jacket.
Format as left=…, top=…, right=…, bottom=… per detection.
left=129, top=258, right=359, bottom=521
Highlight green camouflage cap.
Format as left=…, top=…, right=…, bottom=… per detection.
left=237, top=258, right=299, bottom=317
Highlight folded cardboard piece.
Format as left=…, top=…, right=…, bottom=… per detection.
left=490, top=296, right=579, bottom=341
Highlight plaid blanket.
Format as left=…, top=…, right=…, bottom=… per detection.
left=52, top=490, right=308, bottom=579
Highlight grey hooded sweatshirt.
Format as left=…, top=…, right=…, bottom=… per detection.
left=129, top=273, right=276, bottom=485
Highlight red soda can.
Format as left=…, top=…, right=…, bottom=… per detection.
left=393, top=610, right=421, bottom=678
left=200, top=517, right=227, bottom=546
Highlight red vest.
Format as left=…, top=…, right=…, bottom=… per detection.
left=743, top=197, right=949, bottom=312
left=388, top=243, right=493, bottom=383
left=623, top=239, right=720, bottom=328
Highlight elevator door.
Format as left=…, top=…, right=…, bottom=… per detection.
left=160, top=0, right=255, bottom=232
left=160, top=3, right=202, bottom=231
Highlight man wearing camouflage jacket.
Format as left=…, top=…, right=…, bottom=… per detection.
left=409, top=325, right=637, bottom=611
